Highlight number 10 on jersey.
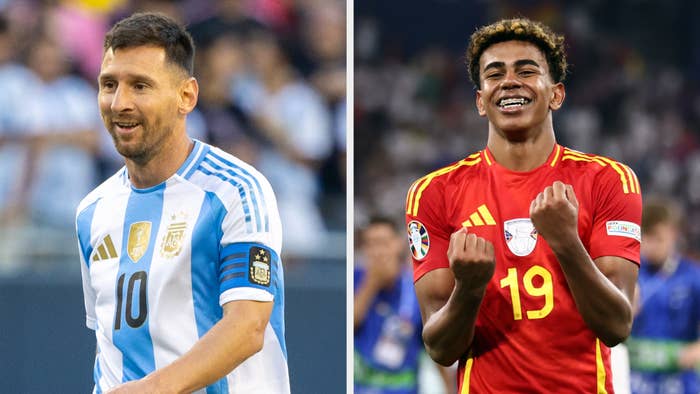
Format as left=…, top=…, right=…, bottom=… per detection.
left=499, top=265, right=553, bottom=320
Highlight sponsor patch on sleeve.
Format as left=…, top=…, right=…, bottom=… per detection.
left=249, top=246, right=272, bottom=286
left=606, top=221, right=641, bottom=242
left=407, top=220, right=430, bottom=260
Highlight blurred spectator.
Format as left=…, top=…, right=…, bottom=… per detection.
left=232, top=26, right=333, bottom=255
left=354, top=217, right=454, bottom=394
left=628, top=199, right=700, bottom=394
left=2, top=32, right=100, bottom=228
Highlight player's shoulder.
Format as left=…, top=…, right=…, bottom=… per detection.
left=559, top=146, right=640, bottom=194
left=76, top=167, right=128, bottom=217
left=407, top=152, right=484, bottom=193
left=185, top=142, right=274, bottom=198
left=406, top=151, right=484, bottom=215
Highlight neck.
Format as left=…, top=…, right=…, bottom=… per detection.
left=125, top=131, right=193, bottom=189
left=486, top=118, right=556, bottom=172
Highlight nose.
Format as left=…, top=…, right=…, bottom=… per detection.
left=109, top=85, right=134, bottom=113
left=501, top=69, right=522, bottom=90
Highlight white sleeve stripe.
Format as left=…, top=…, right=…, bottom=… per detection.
left=219, top=287, right=274, bottom=305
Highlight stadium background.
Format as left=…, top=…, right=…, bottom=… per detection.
left=0, top=0, right=345, bottom=392
left=354, top=0, right=700, bottom=391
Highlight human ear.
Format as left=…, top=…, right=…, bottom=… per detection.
left=178, top=77, right=199, bottom=115
left=549, top=82, right=565, bottom=111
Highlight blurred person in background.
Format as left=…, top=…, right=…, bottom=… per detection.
left=22, top=33, right=100, bottom=228
left=628, top=199, right=700, bottom=394
left=77, top=13, right=288, bottom=393
left=232, top=26, right=333, bottom=255
left=355, top=216, right=454, bottom=394
left=0, top=14, right=37, bottom=224
left=406, top=18, right=641, bottom=393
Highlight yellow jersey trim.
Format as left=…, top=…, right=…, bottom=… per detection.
left=461, top=356, right=474, bottom=394
left=406, top=155, right=481, bottom=216
left=550, top=144, right=562, bottom=167
left=562, top=149, right=640, bottom=195
left=596, top=339, right=608, bottom=394
left=482, top=149, right=493, bottom=166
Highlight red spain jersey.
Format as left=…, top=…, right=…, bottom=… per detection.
left=405, top=144, right=641, bottom=393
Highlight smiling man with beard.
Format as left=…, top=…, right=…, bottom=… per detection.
left=76, top=12, right=289, bottom=394
left=405, top=18, right=642, bottom=393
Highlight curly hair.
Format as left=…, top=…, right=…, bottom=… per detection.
left=466, top=18, right=567, bottom=89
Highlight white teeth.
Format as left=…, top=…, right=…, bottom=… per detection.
left=499, top=97, right=529, bottom=107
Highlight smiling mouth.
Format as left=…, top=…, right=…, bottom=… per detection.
left=113, top=120, right=141, bottom=131
left=498, top=97, right=531, bottom=109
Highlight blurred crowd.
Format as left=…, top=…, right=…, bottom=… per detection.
left=0, top=0, right=345, bottom=272
left=354, top=0, right=700, bottom=257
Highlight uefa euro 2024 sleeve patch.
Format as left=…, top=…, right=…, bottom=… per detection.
left=249, top=246, right=272, bottom=286
left=407, top=220, right=429, bottom=260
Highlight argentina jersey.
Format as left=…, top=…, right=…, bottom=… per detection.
left=76, top=139, right=289, bottom=394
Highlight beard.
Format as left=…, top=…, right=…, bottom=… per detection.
left=105, top=115, right=173, bottom=166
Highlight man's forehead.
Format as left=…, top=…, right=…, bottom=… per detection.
left=100, top=45, right=168, bottom=74
left=480, top=40, right=547, bottom=67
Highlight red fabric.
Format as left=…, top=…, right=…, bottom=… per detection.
left=405, top=145, right=641, bottom=393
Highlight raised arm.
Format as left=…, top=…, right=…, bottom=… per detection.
left=415, top=229, right=495, bottom=366
left=530, top=181, right=638, bottom=346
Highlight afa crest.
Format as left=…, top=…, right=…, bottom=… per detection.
left=504, top=218, right=538, bottom=257
left=249, top=246, right=271, bottom=287
left=127, top=221, right=152, bottom=263
left=160, top=212, right=190, bottom=259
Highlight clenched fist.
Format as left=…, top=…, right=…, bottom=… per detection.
left=529, top=181, right=580, bottom=250
left=448, top=227, right=495, bottom=291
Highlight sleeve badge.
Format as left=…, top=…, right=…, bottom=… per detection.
left=249, top=246, right=272, bottom=286
left=407, top=220, right=430, bottom=260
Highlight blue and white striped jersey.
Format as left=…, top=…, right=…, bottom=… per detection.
left=76, top=140, right=289, bottom=394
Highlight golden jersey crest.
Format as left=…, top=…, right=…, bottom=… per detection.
left=160, top=221, right=187, bottom=259
left=127, top=221, right=152, bottom=263
left=249, top=246, right=271, bottom=286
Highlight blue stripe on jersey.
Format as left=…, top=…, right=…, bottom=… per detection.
left=202, top=156, right=264, bottom=232
left=77, top=200, right=99, bottom=267
left=219, top=242, right=286, bottom=358
left=191, top=191, right=229, bottom=394
left=184, top=143, right=211, bottom=180
left=176, top=139, right=203, bottom=177
left=113, top=185, right=165, bottom=382
left=94, top=353, right=103, bottom=394
left=197, top=164, right=254, bottom=233
left=207, top=150, right=269, bottom=232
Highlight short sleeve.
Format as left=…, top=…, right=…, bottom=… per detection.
left=76, top=204, right=97, bottom=330
left=405, top=177, right=451, bottom=282
left=217, top=168, right=283, bottom=306
left=588, top=163, right=642, bottom=264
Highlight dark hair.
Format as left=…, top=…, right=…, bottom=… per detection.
left=104, top=12, right=195, bottom=75
left=466, top=18, right=567, bottom=89
left=366, top=216, right=399, bottom=231
left=642, top=198, right=681, bottom=233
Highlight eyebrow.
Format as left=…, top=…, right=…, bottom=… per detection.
left=483, top=59, right=542, bottom=72
left=98, top=72, right=158, bottom=86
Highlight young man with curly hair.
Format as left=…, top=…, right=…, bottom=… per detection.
left=405, top=18, right=641, bottom=392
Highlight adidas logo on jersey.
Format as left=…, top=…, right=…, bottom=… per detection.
left=462, top=204, right=496, bottom=227
left=92, top=234, right=118, bottom=262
